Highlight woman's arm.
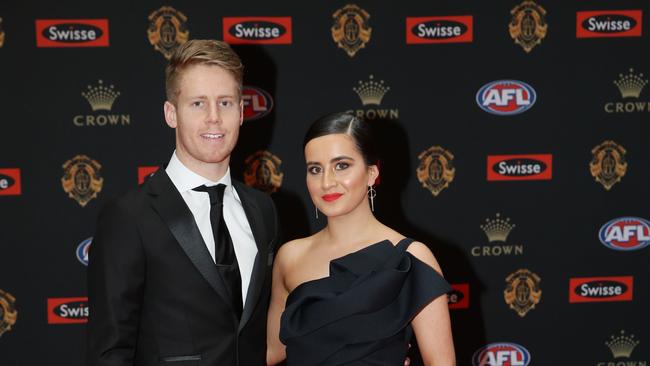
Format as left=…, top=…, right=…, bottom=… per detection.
left=266, top=245, right=290, bottom=365
left=408, top=242, right=456, bottom=366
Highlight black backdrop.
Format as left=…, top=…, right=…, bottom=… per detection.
left=1, top=1, right=649, bottom=365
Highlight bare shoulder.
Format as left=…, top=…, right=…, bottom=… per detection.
left=406, top=241, right=444, bottom=274
left=275, top=236, right=314, bottom=268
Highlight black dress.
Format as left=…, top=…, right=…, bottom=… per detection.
left=279, top=238, right=451, bottom=365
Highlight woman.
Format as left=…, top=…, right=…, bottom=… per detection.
left=267, top=112, right=455, bottom=365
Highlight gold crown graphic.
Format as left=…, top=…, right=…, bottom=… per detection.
left=614, top=68, right=648, bottom=99
left=480, top=213, right=515, bottom=242
left=353, top=75, right=390, bottom=106
left=606, top=330, right=639, bottom=359
left=81, top=80, right=120, bottom=111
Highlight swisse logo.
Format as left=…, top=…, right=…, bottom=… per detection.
left=223, top=17, right=292, bottom=44
left=599, top=217, right=650, bottom=251
left=577, top=10, right=642, bottom=38
left=406, top=16, right=473, bottom=44
left=448, top=283, right=469, bottom=309
left=47, top=297, right=88, bottom=324
left=487, top=154, right=552, bottom=181
left=36, top=19, right=109, bottom=47
left=0, top=168, right=21, bottom=196
left=476, top=80, right=536, bottom=115
left=569, top=276, right=633, bottom=303
left=243, top=86, right=274, bottom=121
left=472, top=343, right=531, bottom=366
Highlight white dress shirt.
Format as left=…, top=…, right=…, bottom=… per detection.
left=165, top=152, right=258, bottom=305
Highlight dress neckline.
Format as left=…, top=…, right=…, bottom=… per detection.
left=288, top=238, right=411, bottom=295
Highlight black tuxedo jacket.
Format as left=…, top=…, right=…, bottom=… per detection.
left=87, top=170, right=278, bottom=366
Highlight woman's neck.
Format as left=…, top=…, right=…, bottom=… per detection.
left=321, top=203, right=382, bottom=248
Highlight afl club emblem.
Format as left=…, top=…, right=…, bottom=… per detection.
left=61, top=155, right=103, bottom=207
left=509, top=0, right=547, bottom=53
left=504, top=269, right=541, bottom=317
left=590, top=141, right=627, bottom=191
left=244, top=151, right=284, bottom=194
left=331, top=4, right=372, bottom=57
left=147, top=6, right=189, bottom=60
left=416, top=146, right=455, bottom=197
left=0, top=18, right=5, bottom=48
left=0, top=289, right=17, bottom=337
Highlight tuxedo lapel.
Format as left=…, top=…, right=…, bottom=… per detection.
left=233, top=180, right=270, bottom=332
left=146, top=171, right=234, bottom=313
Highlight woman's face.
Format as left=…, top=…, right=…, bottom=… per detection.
left=304, top=133, right=377, bottom=218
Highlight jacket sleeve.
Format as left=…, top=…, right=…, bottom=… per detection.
left=268, top=194, right=281, bottom=254
left=86, top=197, right=145, bottom=366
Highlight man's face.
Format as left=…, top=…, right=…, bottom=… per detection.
left=164, top=64, right=243, bottom=173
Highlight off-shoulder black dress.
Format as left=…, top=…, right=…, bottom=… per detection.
left=280, top=238, right=451, bottom=365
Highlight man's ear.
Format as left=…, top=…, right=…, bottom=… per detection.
left=164, top=101, right=177, bottom=128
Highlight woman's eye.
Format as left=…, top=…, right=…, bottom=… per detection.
left=307, top=166, right=321, bottom=174
left=335, top=162, right=349, bottom=170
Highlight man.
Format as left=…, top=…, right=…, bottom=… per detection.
left=87, top=40, right=278, bottom=366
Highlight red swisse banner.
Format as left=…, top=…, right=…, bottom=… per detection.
left=223, top=17, right=292, bottom=44
left=576, top=10, right=642, bottom=38
left=36, top=19, right=110, bottom=47
left=487, top=154, right=552, bottom=181
left=406, top=16, right=473, bottom=44
left=138, top=166, right=160, bottom=184
left=47, top=297, right=89, bottom=324
left=0, top=168, right=21, bottom=196
left=448, top=283, right=470, bottom=309
left=569, top=276, right=633, bottom=303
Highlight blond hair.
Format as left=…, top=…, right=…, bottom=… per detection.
left=165, top=39, right=244, bottom=104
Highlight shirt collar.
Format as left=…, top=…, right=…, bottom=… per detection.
left=165, top=151, right=232, bottom=193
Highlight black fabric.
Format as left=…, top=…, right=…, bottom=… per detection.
left=279, top=238, right=451, bottom=366
left=86, top=170, right=278, bottom=366
left=193, top=184, right=243, bottom=318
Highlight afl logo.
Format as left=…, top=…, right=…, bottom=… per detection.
left=242, top=86, right=274, bottom=121
left=599, top=217, right=650, bottom=251
left=476, top=80, right=536, bottom=115
left=76, top=237, right=92, bottom=266
left=472, top=343, right=531, bottom=366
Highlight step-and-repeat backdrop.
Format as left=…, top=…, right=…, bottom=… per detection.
left=1, top=1, right=649, bottom=365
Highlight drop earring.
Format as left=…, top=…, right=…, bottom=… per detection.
left=315, top=206, right=319, bottom=219
left=368, top=185, right=376, bottom=212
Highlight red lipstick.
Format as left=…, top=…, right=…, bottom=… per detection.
left=322, top=193, right=343, bottom=202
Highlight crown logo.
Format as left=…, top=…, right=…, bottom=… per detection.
left=606, top=330, right=640, bottom=359
left=353, top=75, right=390, bottom=106
left=480, top=213, right=515, bottom=242
left=81, top=80, right=120, bottom=111
left=614, top=68, right=648, bottom=99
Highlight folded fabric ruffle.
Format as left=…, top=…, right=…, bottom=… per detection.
left=280, top=239, right=451, bottom=366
